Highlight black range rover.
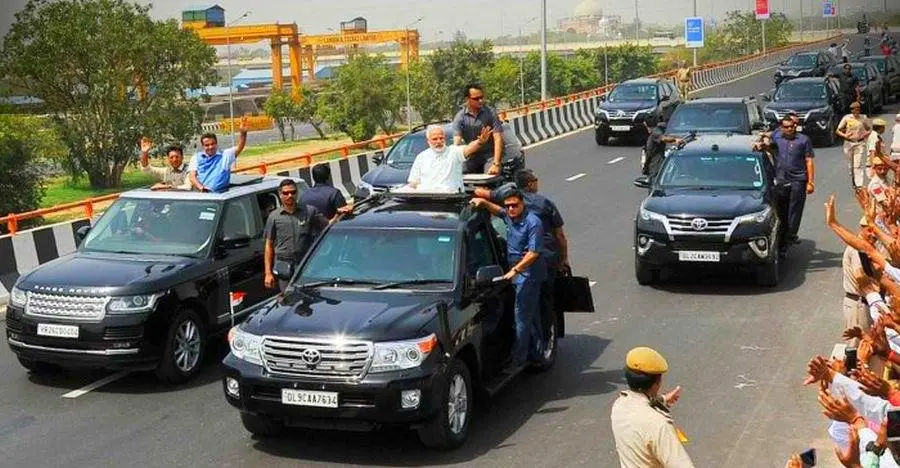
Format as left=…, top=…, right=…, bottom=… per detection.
left=594, top=77, right=682, bottom=145
left=221, top=192, right=593, bottom=449
left=6, top=175, right=298, bottom=382
left=632, top=135, right=782, bottom=286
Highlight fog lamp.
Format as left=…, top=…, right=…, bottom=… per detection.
left=401, top=389, right=421, bottom=409
left=638, top=235, right=649, bottom=247
left=755, top=238, right=768, bottom=249
left=225, top=377, right=240, bottom=398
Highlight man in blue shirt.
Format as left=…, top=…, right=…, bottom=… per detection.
left=471, top=190, right=545, bottom=368
left=770, top=116, right=816, bottom=256
left=189, top=116, right=249, bottom=192
left=301, top=164, right=352, bottom=221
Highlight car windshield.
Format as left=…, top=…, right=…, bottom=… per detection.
left=668, top=104, right=749, bottom=134
left=786, top=54, right=816, bottom=67
left=385, top=132, right=429, bottom=166
left=658, top=154, right=765, bottom=189
left=298, top=228, right=457, bottom=286
left=608, top=84, right=657, bottom=102
left=81, top=198, right=220, bottom=257
left=774, top=82, right=827, bottom=101
left=831, top=66, right=868, bottom=80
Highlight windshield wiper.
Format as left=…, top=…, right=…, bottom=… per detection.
left=298, top=278, right=384, bottom=288
left=371, top=279, right=453, bottom=290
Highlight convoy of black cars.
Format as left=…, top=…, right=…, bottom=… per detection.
left=773, top=51, right=837, bottom=86
left=594, top=77, right=682, bottom=145
left=762, top=77, right=844, bottom=146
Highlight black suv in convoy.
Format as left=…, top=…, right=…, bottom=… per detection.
left=762, top=77, right=844, bottom=146
left=632, top=135, right=782, bottom=286
left=594, top=77, right=682, bottom=146
left=774, top=51, right=836, bottom=86
left=355, top=122, right=525, bottom=198
left=829, top=62, right=886, bottom=114
left=857, top=55, right=900, bottom=102
left=5, top=176, right=297, bottom=383
left=221, top=192, right=593, bottom=449
left=665, top=97, right=767, bottom=137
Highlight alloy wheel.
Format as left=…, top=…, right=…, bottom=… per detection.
left=174, top=319, right=201, bottom=372
left=447, top=374, right=468, bottom=435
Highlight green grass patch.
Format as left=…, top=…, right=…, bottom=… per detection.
left=42, top=170, right=156, bottom=207
left=240, top=134, right=347, bottom=157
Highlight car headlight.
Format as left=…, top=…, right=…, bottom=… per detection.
left=639, top=206, right=667, bottom=223
left=634, top=108, right=656, bottom=115
left=355, top=180, right=374, bottom=199
left=106, top=294, right=159, bottom=314
left=370, top=334, right=437, bottom=373
left=805, top=107, right=830, bottom=116
left=736, top=207, right=772, bottom=224
left=228, top=326, right=264, bottom=365
left=10, top=286, right=27, bottom=308
left=596, top=109, right=610, bottom=120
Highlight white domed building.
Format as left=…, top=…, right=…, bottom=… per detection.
left=558, top=0, right=621, bottom=37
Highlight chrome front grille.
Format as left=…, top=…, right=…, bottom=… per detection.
left=667, top=216, right=734, bottom=236
left=261, top=337, right=373, bottom=380
left=25, top=292, right=108, bottom=321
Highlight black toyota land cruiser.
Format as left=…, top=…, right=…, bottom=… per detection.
left=632, top=135, right=782, bottom=286
left=5, top=175, right=300, bottom=383
left=221, top=191, right=593, bottom=449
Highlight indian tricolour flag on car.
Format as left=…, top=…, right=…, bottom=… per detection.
left=229, top=291, right=246, bottom=327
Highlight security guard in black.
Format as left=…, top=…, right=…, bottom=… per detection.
left=264, top=179, right=329, bottom=290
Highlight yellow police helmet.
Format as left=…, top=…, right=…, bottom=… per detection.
left=873, top=118, right=887, bottom=127
left=626, top=347, right=669, bottom=374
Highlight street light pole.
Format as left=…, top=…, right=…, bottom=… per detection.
left=226, top=11, right=251, bottom=147
left=692, top=0, right=697, bottom=67
left=405, top=17, right=424, bottom=130
left=519, top=16, right=537, bottom=105
left=634, top=0, right=639, bottom=41
left=540, top=0, right=548, bottom=101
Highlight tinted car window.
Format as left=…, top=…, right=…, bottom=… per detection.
left=668, top=103, right=749, bottom=133
left=608, top=84, right=658, bottom=102
left=221, top=197, right=258, bottom=240
left=774, top=82, right=827, bottom=100
left=786, top=54, right=816, bottom=67
left=385, top=133, right=429, bottom=166
left=659, top=153, right=765, bottom=189
left=830, top=65, right=868, bottom=81
left=466, top=225, right=496, bottom=275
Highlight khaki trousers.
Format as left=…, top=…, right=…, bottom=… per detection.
left=678, top=81, right=691, bottom=100
left=843, top=296, right=871, bottom=347
left=844, top=141, right=867, bottom=187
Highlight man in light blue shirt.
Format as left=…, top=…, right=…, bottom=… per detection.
left=189, top=116, right=249, bottom=192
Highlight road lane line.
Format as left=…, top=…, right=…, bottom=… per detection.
left=608, top=157, right=625, bottom=164
left=565, top=173, right=587, bottom=182
left=589, top=281, right=597, bottom=287
left=61, top=371, right=129, bottom=399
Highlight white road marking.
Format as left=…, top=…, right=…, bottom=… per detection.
left=607, top=157, right=625, bottom=164
left=61, top=371, right=129, bottom=399
left=566, top=173, right=587, bottom=182
left=589, top=281, right=597, bottom=287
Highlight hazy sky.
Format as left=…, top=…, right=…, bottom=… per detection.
left=0, top=0, right=889, bottom=40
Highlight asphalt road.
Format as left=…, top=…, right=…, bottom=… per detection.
left=2, top=35, right=898, bottom=467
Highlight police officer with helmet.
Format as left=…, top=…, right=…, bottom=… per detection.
left=610, top=347, right=695, bottom=467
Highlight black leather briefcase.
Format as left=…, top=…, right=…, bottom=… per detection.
left=554, top=271, right=595, bottom=313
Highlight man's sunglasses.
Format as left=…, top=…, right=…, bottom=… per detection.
left=281, top=190, right=297, bottom=196
left=469, top=96, right=484, bottom=101
left=504, top=202, right=522, bottom=208
left=781, top=125, right=796, bottom=130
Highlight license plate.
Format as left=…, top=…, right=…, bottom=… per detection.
left=795, top=125, right=803, bottom=132
left=677, top=251, right=720, bottom=262
left=37, top=323, right=79, bottom=338
left=281, top=389, right=339, bottom=408
left=611, top=125, right=631, bottom=132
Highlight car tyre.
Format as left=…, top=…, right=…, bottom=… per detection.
left=155, top=308, right=206, bottom=384
left=17, top=357, right=60, bottom=375
left=417, top=358, right=472, bottom=450
left=634, top=257, right=658, bottom=285
left=595, top=130, right=609, bottom=146
left=240, top=412, right=285, bottom=437
left=529, top=311, right=558, bottom=373
left=756, top=249, right=780, bottom=287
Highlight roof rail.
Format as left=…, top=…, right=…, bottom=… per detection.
left=410, top=120, right=452, bottom=133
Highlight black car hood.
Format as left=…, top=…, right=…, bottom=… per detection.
left=766, top=100, right=828, bottom=112
left=243, top=288, right=445, bottom=340
left=599, top=100, right=657, bottom=112
left=777, top=66, right=814, bottom=74
left=16, top=252, right=195, bottom=294
left=644, top=189, right=767, bottom=218
left=362, top=163, right=411, bottom=188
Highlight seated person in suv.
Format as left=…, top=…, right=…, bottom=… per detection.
left=407, top=125, right=493, bottom=192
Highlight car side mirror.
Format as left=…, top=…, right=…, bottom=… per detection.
left=372, top=152, right=384, bottom=165
left=633, top=176, right=651, bottom=189
left=75, top=225, right=91, bottom=244
left=474, top=265, right=504, bottom=287
left=599, top=94, right=607, bottom=102
left=659, top=95, right=670, bottom=102
left=218, top=234, right=251, bottom=251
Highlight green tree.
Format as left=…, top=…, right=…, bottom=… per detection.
left=320, top=54, right=403, bottom=142
left=429, top=38, right=495, bottom=111
left=0, top=0, right=217, bottom=188
left=482, top=56, right=522, bottom=107
left=263, top=90, right=295, bottom=141
left=296, top=85, right=327, bottom=139
left=408, top=60, right=455, bottom=122
left=0, top=115, right=49, bottom=231
left=718, top=11, right=794, bottom=56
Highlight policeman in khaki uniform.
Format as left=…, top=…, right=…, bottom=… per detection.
left=610, top=347, right=695, bottom=468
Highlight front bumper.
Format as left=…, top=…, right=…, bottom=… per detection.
left=594, top=115, right=657, bottom=137
left=634, top=217, right=778, bottom=268
left=222, top=353, right=443, bottom=430
left=5, top=305, right=159, bottom=370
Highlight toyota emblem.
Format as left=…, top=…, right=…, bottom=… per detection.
left=616, top=110, right=625, bottom=117
left=300, top=348, right=322, bottom=366
left=691, top=218, right=708, bottom=231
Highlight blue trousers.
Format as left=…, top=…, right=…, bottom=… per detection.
left=512, top=276, right=543, bottom=364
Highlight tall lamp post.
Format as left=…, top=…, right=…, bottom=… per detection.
left=540, top=0, right=548, bottom=100
left=519, top=16, right=538, bottom=105
left=226, top=10, right=252, bottom=147
left=405, top=16, right=424, bottom=130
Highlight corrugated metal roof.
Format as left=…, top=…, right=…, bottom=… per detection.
left=183, top=4, right=223, bottom=12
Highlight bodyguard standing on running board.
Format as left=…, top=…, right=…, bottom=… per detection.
left=452, top=84, right=505, bottom=175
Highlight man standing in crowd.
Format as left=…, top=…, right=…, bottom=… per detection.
left=407, top=125, right=492, bottom=192
left=189, top=116, right=249, bottom=193
left=263, top=179, right=330, bottom=291
left=138, top=138, right=191, bottom=190
left=868, top=118, right=888, bottom=172
left=770, top=117, right=816, bottom=256
left=644, top=122, right=683, bottom=182
left=611, top=347, right=694, bottom=467
left=452, top=84, right=505, bottom=175
left=836, top=102, right=870, bottom=188
left=301, top=164, right=352, bottom=221
left=841, top=217, right=875, bottom=347
left=675, top=61, right=692, bottom=100
left=470, top=191, right=545, bottom=368
left=837, top=64, right=860, bottom=114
